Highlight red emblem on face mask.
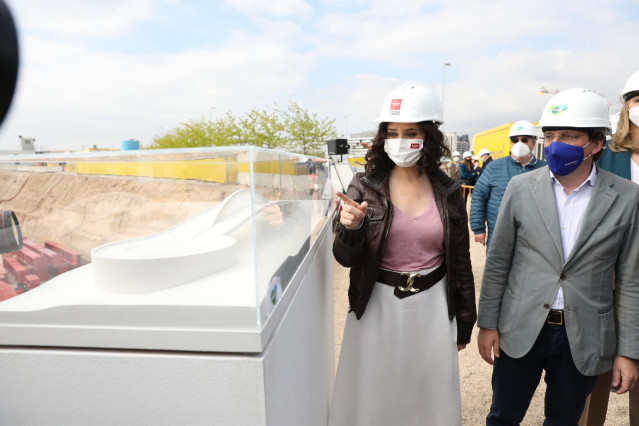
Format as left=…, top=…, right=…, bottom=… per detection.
left=411, top=143, right=420, bottom=149
left=390, top=99, right=402, bottom=110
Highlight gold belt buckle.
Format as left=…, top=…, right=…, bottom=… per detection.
left=547, top=310, right=564, bottom=326
left=398, top=272, right=421, bottom=293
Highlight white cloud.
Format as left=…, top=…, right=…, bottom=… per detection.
left=1, top=0, right=638, bottom=151
left=6, top=0, right=156, bottom=37
left=0, top=32, right=314, bottom=149
left=223, top=0, right=313, bottom=19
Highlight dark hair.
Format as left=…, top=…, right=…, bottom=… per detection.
left=364, top=121, right=451, bottom=177
left=542, top=126, right=606, bottom=161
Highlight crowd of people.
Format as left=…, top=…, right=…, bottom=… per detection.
left=330, top=70, right=639, bottom=426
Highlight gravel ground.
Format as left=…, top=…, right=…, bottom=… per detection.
left=332, top=230, right=631, bottom=425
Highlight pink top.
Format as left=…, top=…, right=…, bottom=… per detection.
left=380, top=194, right=445, bottom=271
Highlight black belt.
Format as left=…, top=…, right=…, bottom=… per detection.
left=377, top=262, right=446, bottom=299
left=546, top=309, right=564, bottom=326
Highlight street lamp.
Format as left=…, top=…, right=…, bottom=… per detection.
left=442, top=62, right=451, bottom=123
left=209, top=106, right=216, bottom=121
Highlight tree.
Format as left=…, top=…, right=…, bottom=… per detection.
left=149, top=113, right=240, bottom=149
left=283, top=101, right=336, bottom=156
left=148, top=102, right=337, bottom=156
left=238, top=106, right=287, bottom=149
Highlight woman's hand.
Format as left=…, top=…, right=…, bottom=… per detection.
left=336, top=192, right=368, bottom=230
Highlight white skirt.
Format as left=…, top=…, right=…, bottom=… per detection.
left=329, top=266, right=461, bottom=426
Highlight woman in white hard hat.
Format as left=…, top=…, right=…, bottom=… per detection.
left=330, top=82, right=476, bottom=426
left=578, top=70, right=639, bottom=426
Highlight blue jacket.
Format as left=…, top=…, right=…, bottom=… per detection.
left=597, top=145, right=631, bottom=180
left=469, top=155, right=547, bottom=246
left=460, top=163, right=479, bottom=185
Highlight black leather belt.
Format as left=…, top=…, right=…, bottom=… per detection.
left=377, top=262, right=446, bottom=299
left=546, top=309, right=564, bottom=326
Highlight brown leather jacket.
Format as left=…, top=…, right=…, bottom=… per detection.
left=333, top=168, right=477, bottom=344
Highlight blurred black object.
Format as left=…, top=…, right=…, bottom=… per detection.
left=327, top=139, right=350, bottom=155
left=0, top=0, right=19, bottom=126
left=0, top=210, right=22, bottom=253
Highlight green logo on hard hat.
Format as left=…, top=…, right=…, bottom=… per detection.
left=516, top=126, right=523, bottom=130
left=549, top=105, right=568, bottom=115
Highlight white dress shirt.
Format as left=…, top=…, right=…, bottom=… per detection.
left=550, top=165, right=598, bottom=309
left=630, top=156, right=639, bottom=185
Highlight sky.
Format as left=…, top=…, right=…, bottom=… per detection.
left=1, top=0, right=638, bottom=151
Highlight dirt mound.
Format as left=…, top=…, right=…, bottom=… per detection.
left=0, top=170, right=243, bottom=259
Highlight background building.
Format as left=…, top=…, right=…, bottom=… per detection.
left=444, top=132, right=470, bottom=156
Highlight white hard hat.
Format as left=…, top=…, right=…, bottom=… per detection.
left=477, top=148, right=490, bottom=156
left=620, top=70, right=639, bottom=102
left=441, top=156, right=450, bottom=163
left=537, top=88, right=611, bottom=134
left=508, top=120, right=537, bottom=137
left=462, top=151, right=472, bottom=159
left=452, top=151, right=460, bottom=157
left=374, top=81, right=443, bottom=124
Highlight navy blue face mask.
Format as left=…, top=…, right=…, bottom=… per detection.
left=544, top=140, right=592, bottom=176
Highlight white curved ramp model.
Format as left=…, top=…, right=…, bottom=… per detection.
left=92, top=189, right=267, bottom=294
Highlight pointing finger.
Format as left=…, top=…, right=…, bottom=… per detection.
left=336, top=191, right=361, bottom=208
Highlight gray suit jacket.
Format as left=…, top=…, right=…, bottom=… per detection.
left=478, top=165, right=639, bottom=376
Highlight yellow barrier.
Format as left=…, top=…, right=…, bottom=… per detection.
left=63, top=158, right=306, bottom=183
left=462, top=185, right=474, bottom=199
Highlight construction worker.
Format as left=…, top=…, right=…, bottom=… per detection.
left=440, top=156, right=454, bottom=178
left=470, top=120, right=546, bottom=247
left=477, top=148, right=493, bottom=171
left=450, top=151, right=461, bottom=180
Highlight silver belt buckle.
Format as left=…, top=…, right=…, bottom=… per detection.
left=398, top=272, right=421, bottom=293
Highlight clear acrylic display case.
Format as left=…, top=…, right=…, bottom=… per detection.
left=0, top=146, right=332, bottom=352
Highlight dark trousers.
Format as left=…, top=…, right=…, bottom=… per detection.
left=487, top=324, right=598, bottom=426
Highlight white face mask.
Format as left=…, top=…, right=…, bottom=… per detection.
left=453, top=156, right=460, bottom=163
left=511, top=141, right=531, bottom=158
left=629, top=106, right=639, bottom=127
left=384, top=138, right=423, bottom=167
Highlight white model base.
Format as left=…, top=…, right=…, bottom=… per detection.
left=0, top=218, right=334, bottom=425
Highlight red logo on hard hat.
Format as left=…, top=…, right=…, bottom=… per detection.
left=390, top=99, right=402, bottom=110
left=410, top=143, right=420, bottom=149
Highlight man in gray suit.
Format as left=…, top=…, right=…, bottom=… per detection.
left=477, top=88, right=639, bottom=425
